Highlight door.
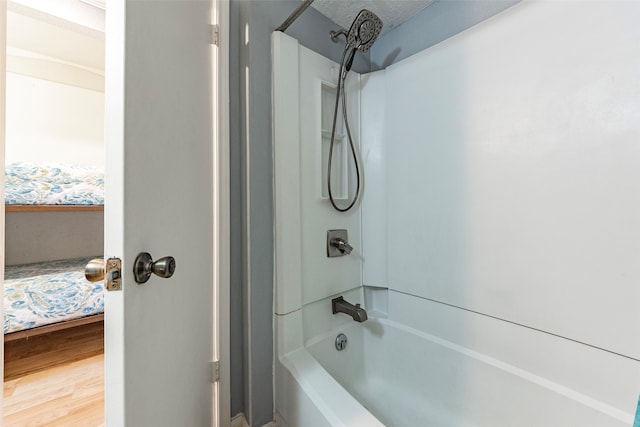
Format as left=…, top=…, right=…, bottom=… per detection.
left=103, top=0, right=225, bottom=425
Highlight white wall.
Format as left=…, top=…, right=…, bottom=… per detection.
left=5, top=72, right=104, bottom=167
left=362, top=0, right=640, bottom=420
left=6, top=5, right=105, bottom=167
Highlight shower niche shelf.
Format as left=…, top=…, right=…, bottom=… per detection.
left=321, top=83, right=349, bottom=200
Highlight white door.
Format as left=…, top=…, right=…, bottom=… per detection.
left=103, top=0, right=226, bottom=425
left=0, top=0, right=228, bottom=424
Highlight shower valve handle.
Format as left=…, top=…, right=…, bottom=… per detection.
left=331, top=238, right=353, bottom=254
left=327, top=229, right=353, bottom=257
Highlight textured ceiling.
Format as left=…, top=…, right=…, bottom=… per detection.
left=311, top=0, right=435, bottom=35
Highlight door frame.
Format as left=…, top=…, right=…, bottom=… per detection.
left=213, top=0, right=231, bottom=425
left=0, top=0, right=6, bottom=408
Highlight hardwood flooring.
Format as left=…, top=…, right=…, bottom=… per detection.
left=4, top=355, right=104, bottom=426
left=5, top=321, right=104, bottom=381
left=3, top=323, right=104, bottom=426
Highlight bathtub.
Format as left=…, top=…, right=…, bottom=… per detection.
left=276, top=316, right=632, bottom=427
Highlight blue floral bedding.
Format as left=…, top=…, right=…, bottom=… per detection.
left=4, top=257, right=104, bottom=334
left=5, top=162, right=104, bottom=205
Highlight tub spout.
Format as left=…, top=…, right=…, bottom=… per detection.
left=332, top=296, right=367, bottom=322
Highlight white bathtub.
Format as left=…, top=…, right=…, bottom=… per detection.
left=277, top=316, right=632, bottom=427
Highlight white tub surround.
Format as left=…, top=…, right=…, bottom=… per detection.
left=362, top=0, right=640, bottom=361
left=273, top=1, right=640, bottom=425
left=272, top=31, right=372, bottom=426
left=361, top=0, right=640, bottom=421
left=272, top=32, right=362, bottom=318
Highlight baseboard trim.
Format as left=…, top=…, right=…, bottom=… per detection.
left=231, top=412, right=278, bottom=427
left=231, top=413, right=249, bottom=427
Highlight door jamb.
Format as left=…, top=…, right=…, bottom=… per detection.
left=213, top=0, right=230, bottom=425
left=0, top=0, right=6, bottom=411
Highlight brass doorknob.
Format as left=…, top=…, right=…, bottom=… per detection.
left=85, top=258, right=106, bottom=282
left=133, top=252, right=176, bottom=284
left=84, top=258, right=122, bottom=291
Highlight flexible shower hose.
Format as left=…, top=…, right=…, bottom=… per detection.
left=327, top=46, right=362, bottom=213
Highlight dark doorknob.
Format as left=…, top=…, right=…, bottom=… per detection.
left=133, top=252, right=176, bottom=284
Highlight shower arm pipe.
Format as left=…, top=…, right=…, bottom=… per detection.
left=275, top=0, right=315, bottom=33
left=330, top=29, right=348, bottom=42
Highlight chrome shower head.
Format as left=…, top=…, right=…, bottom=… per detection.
left=346, top=9, right=383, bottom=52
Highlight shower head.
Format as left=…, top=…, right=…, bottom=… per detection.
left=346, top=9, right=383, bottom=53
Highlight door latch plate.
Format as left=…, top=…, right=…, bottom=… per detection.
left=105, top=258, right=122, bottom=291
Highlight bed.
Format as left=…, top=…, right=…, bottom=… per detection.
left=5, top=162, right=104, bottom=210
left=4, top=162, right=105, bottom=340
left=4, top=257, right=104, bottom=340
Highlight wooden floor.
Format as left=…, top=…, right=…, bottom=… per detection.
left=3, top=323, right=104, bottom=426
left=5, top=321, right=104, bottom=381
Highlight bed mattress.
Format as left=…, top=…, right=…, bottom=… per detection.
left=4, top=257, right=104, bottom=334
left=5, top=162, right=104, bottom=205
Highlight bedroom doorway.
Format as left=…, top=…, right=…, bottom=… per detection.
left=2, top=0, right=229, bottom=425
left=2, top=1, right=107, bottom=424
